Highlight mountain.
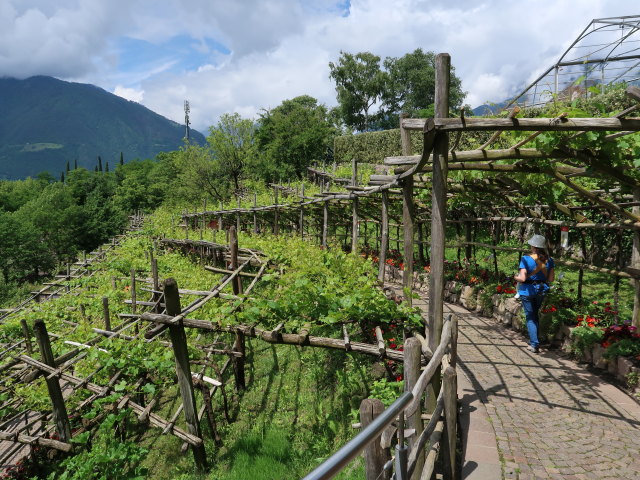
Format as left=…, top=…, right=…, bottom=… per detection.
left=0, top=76, right=205, bottom=179
left=472, top=100, right=510, bottom=116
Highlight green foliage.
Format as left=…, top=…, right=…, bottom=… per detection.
left=379, top=48, right=466, bottom=129
left=369, top=378, right=404, bottom=407
left=254, top=96, right=337, bottom=181
left=329, top=51, right=387, bottom=131
left=0, top=76, right=204, bottom=180
left=569, top=325, right=604, bottom=356
left=603, top=338, right=640, bottom=359
left=43, top=410, right=149, bottom=480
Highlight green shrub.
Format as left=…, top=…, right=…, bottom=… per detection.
left=603, top=338, right=640, bottom=359
left=570, top=325, right=604, bottom=356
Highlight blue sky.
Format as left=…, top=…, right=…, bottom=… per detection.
left=1, top=0, right=639, bottom=131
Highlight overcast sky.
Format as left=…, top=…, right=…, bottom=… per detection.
left=2, top=1, right=639, bottom=132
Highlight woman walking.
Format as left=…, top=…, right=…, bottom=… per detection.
left=514, top=234, right=555, bottom=353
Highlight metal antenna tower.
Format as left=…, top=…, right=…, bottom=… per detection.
left=184, top=100, right=191, bottom=141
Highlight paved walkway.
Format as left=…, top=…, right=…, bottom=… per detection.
left=444, top=302, right=640, bottom=480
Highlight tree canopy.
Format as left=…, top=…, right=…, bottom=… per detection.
left=329, top=49, right=467, bottom=131
left=255, top=95, right=337, bottom=181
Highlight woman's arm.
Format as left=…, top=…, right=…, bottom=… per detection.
left=546, top=267, right=555, bottom=283
left=514, top=268, right=527, bottom=283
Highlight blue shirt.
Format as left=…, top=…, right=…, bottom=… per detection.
left=517, top=255, right=555, bottom=296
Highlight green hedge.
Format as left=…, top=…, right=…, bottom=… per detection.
left=333, top=129, right=424, bottom=164
left=333, top=128, right=495, bottom=164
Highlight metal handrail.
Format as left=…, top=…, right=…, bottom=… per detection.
left=302, top=392, right=414, bottom=480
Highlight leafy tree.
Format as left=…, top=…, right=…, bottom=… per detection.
left=255, top=95, right=337, bottom=181
left=208, top=113, right=256, bottom=192
left=379, top=49, right=466, bottom=128
left=329, top=51, right=387, bottom=131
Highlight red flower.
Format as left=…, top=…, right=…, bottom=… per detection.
left=396, top=375, right=403, bottom=382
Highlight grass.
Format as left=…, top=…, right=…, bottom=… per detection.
left=141, top=340, right=369, bottom=479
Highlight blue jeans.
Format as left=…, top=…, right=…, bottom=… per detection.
left=521, top=295, right=544, bottom=348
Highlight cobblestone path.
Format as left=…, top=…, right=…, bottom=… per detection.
left=445, top=302, right=640, bottom=480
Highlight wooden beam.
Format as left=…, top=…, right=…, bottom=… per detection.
left=402, top=116, right=640, bottom=132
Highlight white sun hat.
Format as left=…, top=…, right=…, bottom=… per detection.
left=527, top=234, right=547, bottom=249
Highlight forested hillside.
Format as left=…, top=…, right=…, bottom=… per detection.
left=0, top=76, right=205, bottom=180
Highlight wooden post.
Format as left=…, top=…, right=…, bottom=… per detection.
left=300, top=184, right=305, bottom=238
left=233, top=330, right=246, bottom=391
left=359, top=398, right=390, bottom=480
left=465, top=221, right=473, bottom=261
left=351, top=158, right=359, bottom=253
left=378, top=191, right=390, bottom=283
left=253, top=193, right=258, bottom=234
left=229, top=227, right=242, bottom=295
left=401, top=114, right=415, bottom=298
left=273, top=187, right=280, bottom=236
left=442, top=365, right=458, bottom=480
left=632, top=188, right=640, bottom=327
left=402, top=176, right=415, bottom=301
left=33, top=319, right=72, bottom=443
left=130, top=269, right=137, bottom=314
left=322, top=200, right=329, bottom=248
left=218, top=201, right=223, bottom=232
left=152, top=258, right=160, bottom=313
left=102, top=296, right=111, bottom=331
left=236, top=196, right=241, bottom=233
left=163, top=278, right=208, bottom=472
left=404, top=338, right=423, bottom=479
left=20, top=319, right=32, bottom=354
left=427, top=53, right=450, bottom=411
left=66, top=264, right=71, bottom=292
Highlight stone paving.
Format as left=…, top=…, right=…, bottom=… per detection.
left=443, top=301, right=640, bottom=480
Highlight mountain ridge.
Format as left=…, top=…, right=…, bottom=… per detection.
left=0, top=76, right=205, bottom=179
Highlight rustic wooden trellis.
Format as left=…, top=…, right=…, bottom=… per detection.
left=179, top=54, right=640, bottom=478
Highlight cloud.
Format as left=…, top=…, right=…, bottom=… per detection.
left=113, top=85, right=144, bottom=103
left=2, top=0, right=640, bottom=131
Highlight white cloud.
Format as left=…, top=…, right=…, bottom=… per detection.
left=1, top=0, right=640, bottom=131
left=113, top=85, right=144, bottom=103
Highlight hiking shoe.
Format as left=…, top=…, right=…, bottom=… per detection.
left=527, top=345, right=539, bottom=353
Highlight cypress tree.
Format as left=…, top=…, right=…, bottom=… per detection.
left=120, top=152, right=124, bottom=166
left=66, top=160, right=70, bottom=172
left=74, top=158, right=78, bottom=170
left=60, top=171, right=65, bottom=182
left=98, top=156, right=103, bottom=172
left=94, top=165, right=98, bottom=172
left=105, top=161, right=109, bottom=173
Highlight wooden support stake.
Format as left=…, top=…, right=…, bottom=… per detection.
left=163, top=278, right=208, bottom=472
left=633, top=187, right=640, bottom=327
left=465, top=222, right=472, bottom=261
left=130, top=269, right=137, bottom=315
left=378, top=191, right=390, bottom=283
left=442, top=365, right=457, bottom=480
left=359, top=398, right=390, bottom=480
left=229, top=226, right=242, bottom=295
left=322, top=200, right=329, bottom=248
left=20, top=319, right=32, bottom=354
left=253, top=193, right=258, bottom=234
left=402, top=175, right=415, bottom=302
left=404, top=337, right=423, bottom=478
left=102, top=296, right=111, bottom=331
left=273, top=187, right=280, bottom=236
left=33, top=319, right=72, bottom=443
left=427, top=52, right=450, bottom=413
left=300, top=183, right=305, bottom=238
left=232, top=330, right=246, bottom=391
left=375, top=326, right=385, bottom=355
left=351, top=158, right=359, bottom=253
